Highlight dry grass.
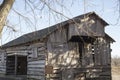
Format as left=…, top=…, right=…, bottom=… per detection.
left=112, top=66, right=120, bottom=80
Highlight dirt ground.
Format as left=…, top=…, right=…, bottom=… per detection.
left=112, top=66, right=120, bottom=80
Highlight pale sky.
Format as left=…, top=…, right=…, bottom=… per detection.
left=1, top=0, right=120, bottom=57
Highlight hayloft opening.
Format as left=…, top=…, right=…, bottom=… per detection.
left=69, top=36, right=95, bottom=43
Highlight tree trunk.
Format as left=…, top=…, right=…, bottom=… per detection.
left=0, top=0, right=15, bottom=36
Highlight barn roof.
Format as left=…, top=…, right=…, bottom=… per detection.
left=105, top=34, right=115, bottom=43
left=2, top=12, right=114, bottom=48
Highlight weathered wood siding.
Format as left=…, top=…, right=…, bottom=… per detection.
left=47, top=27, right=79, bottom=67
left=68, top=16, right=105, bottom=40
left=80, top=37, right=111, bottom=67
left=47, top=42, right=79, bottom=68
left=0, top=52, right=6, bottom=74
left=47, top=27, right=80, bottom=80
left=94, top=38, right=111, bottom=66
left=27, top=60, right=45, bottom=79
left=1, top=42, right=46, bottom=80
left=81, top=43, right=94, bottom=67
left=27, top=43, right=46, bottom=80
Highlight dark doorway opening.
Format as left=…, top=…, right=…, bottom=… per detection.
left=17, top=56, right=27, bottom=75
left=6, top=55, right=27, bottom=75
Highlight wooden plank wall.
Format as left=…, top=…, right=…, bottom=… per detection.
left=47, top=27, right=79, bottom=67
left=68, top=16, right=105, bottom=40
left=47, top=27, right=80, bottom=80
left=0, top=52, right=6, bottom=74
left=81, top=43, right=94, bottom=67
left=1, top=42, right=46, bottom=79
left=47, top=42, right=79, bottom=68
left=27, top=43, right=46, bottom=80
left=95, top=38, right=111, bottom=66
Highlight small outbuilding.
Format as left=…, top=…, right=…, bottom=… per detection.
left=0, top=12, right=115, bottom=80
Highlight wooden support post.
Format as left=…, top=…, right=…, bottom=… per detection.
left=15, top=55, right=17, bottom=75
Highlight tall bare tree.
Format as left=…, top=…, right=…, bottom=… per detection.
left=0, top=0, right=14, bottom=36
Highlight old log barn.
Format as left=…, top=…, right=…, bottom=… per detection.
left=0, top=12, right=115, bottom=80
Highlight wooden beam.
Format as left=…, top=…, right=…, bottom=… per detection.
left=14, top=55, right=17, bottom=75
